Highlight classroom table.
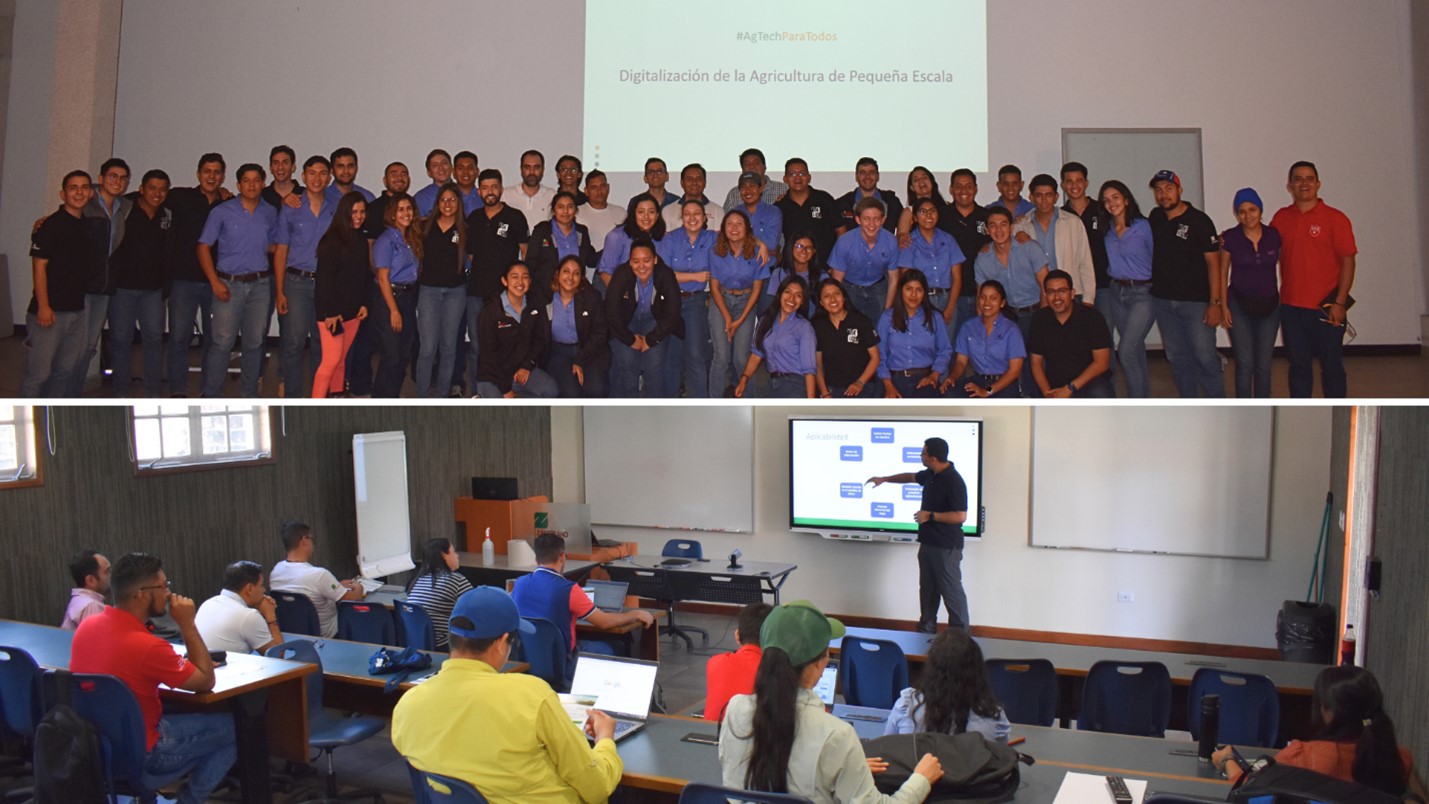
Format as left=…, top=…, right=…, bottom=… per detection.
left=454, top=553, right=597, bottom=588
left=0, top=619, right=312, bottom=804
left=603, top=556, right=798, bottom=606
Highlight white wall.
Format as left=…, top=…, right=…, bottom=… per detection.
left=553, top=405, right=1333, bottom=649
left=0, top=0, right=57, bottom=326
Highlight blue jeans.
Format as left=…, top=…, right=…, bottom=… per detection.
left=143, top=712, right=236, bottom=804
left=611, top=307, right=668, bottom=398
left=1153, top=298, right=1225, bottom=398
left=1227, top=296, right=1279, bottom=399
left=708, top=289, right=756, bottom=397
left=768, top=374, right=810, bottom=398
left=167, top=279, right=213, bottom=396
left=547, top=342, right=609, bottom=398
left=371, top=285, right=418, bottom=398
left=277, top=272, right=321, bottom=398
left=889, top=372, right=940, bottom=399
left=845, top=278, right=889, bottom=332
left=662, top=291, right=710, bottom=398
left=108, top=288, right=165, bottom=397
left=949, top=295, right=977, bottom=346
left=203, top=276, right=272, bottom=398
left=463, top=296, right=486, bottom=395
left=66, top=293, right=110, bottom=396
left=1280, top=303, right=1347, bottom=398
left=1105, top=282, right=1155, bottom=398
left=21, top=311, right=86, bottom=397
left=475, top=368, right=560, bottom=399
left=1093, top=288, right=1118, bottom=379
left=415, top=285, right=465, bottom=397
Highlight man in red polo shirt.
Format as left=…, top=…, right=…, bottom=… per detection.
left=1270, top=161, right=1357, bottom=398
left=71, top=553, right=236, bottom=804
left=704, top=602, right=772, bottom=722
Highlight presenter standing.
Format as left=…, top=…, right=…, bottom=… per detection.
left=867, top=438, right=970, bottom=633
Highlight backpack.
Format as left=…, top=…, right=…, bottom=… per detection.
left=862, top=732, right=1030, bottom=803
left=31, top=671, right=107, bottom=804
left=368, top=645, right=433, bottom=693
left=1227, top=761, right=1403, bottom=804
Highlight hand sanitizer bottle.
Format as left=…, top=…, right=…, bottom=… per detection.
left=482, top=527, right=495, bottom=566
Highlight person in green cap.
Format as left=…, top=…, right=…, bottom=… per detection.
left=718, top=600, right=944, bottom=802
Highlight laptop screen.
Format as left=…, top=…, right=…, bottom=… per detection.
left=569, top=654, right=659, bottom=720
left=588, top=580, right=629, bottom=610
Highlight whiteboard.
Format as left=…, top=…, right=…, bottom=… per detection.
left=583, top=407, right=754, bottom=532
left=1029, top=408, right=1273, bottom=558
left=352, top=432, right=417, bottom=578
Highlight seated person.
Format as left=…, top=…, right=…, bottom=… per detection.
left=267, top=520, right=363, bottom=639
left=511, top=533, right=654, bottom=656
left=61, top=548, right=110, bottom=629
left=70, top=553, right=236, bottom=804
left=704, top=602, right=772, bottom=722
left=882, top=629, right=1011, bottom=743
left=1214, top=666, right=1427, bottom=799
left=404, top=537, right=474, bottom=650
left=194, top=560, right=283, bottom=655
left=392, top=587, right=624, bottom=803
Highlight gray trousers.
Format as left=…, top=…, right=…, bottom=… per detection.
left=917, top=543, right=969, bottom=632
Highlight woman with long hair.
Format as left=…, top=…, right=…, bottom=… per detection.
left=720, top=601, right=942, bottom=801
left=1099, top=179, right=1155, bottom=398
left=474, top=261, right=558, bottom=398
left=604, top=238, right=683, bottom=397
left=311, top=191, right=371, bottom=398
left=945, top=280, right=1025, bottom=399
left=414, top=183, right=468, bottom=397
left=764, top=232, right=823, bottom=318
left=883, top=629, right=1010, bottom=742
left=545, top=255, right=610, bottom=398
left=899, top=199, right=965, bottom=339
left=1215, top=666, right=1425, bottom=798
left=527, top=190, right=596, bottom=305
left=813, top=278, right=881, bottom=398
left=708, top=209, right=770, bottom=396
left=734, top=275, right=816, bottom=399
left=370, top=192, right=421, bottom=397
left=656, top=198, right=718, bottom=398
left=876, top=269, right=951, bottom=399
left=596, top=193, right=666, bottom=290
left=893, top=166, right=948, bottom=244
left=403, top=537, right=473, bottom=651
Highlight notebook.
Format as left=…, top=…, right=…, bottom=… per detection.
left=587, top=580, right=630, bottom=613
left=561, top=653, right=660, bottom=743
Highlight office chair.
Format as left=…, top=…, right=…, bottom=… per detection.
left=659, top=540, right=710, bottom=650
left=1187, top=668, right=1281, bottom=748
left=396, top=600, right=437, bottom=652
left=67, top=673, right=190, bottom=800
left=513, top=617, right=572, bottom=692
left=661, top=539, right=704, bottom=560
left=678, top=782, right=815, bottom=803
left=273, top=592, right=322, bottom=636
left=0, top=646, right=42, bottom=789
left=266, top=640, right=387, bottom=802
left=1077, top=660, right=1172, bottom=737
left=984, top=659, right=1059, bottom=726
left=337, top=601, right=397, bottom=645
left=407, top=763, right=489, bottom=803
left=839, top=636, right=908, bottom=710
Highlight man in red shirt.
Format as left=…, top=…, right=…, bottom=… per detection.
left=704, top=602, right=772, bottom=722
left=1270, top=161, right=1357, bottom=398
left=71, top=553, right=236, bottom=804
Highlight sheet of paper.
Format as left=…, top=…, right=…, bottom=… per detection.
left=1052, top=771, right=1147, bottom=804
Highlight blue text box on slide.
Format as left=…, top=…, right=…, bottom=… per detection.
left=902, top=486, right=923, bottom=501
left=840, top=483, right=864, bottom=499
left=903, top=447, right=922, bottom=463
left=870, top=427, right=895, bottom=443
left=840, top=446, right=863, bottom=461
left=870, top=502, right=895, bottom=519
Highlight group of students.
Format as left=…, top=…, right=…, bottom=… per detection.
left=20, top=142, right=1357, bottom=400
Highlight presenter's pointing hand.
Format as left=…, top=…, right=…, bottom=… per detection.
left=866, top=476, right=884, bottom=487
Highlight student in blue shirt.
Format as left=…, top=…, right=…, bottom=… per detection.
left=369, top=193, right=421, bottom=398
left=828, top=197, right=900, bottom=327
left=876, top=269, right=952, bottom=399
left=596, top=194, right=666, bottom=287
left=413, top=149, right=453, bottom=217
left=899, top=198, right=966, bottom=340
left=973, top=206, right=1049, bottom=347
left=449, top=151, right=484, bottom=219
left=325, top=147, right=376, bottom=205
left=734, top=275, right=816, bottom=399
left=1099, top=180, right=1156, bottom=398
left=992, top=164, right=1034, bottom=218
left=656, top=199, right=718, bottom=398
left=946, top=280, right=1025, bottom=399
left=765, top=233, right=823, bottom=319
left=273, top=155, right=335, bottom=398
left=545, top=256, right=609, bottom=398
left=413, top=184, right=467, bottom=398
left=474, top=261, right=557, bottom=399
left=197, top=163, right=277, bottom=398
left=735, top=172, right=783, bottom=266
left=707, top=209, right=770, bottom=397
left=604, top=239, right=683, bottom=398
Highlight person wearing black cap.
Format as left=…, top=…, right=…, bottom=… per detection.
left=719, top=600, right=943, bottom=802
left=392, top=587, right=624, bottom=803
left=1148, top=169, right=1225, bottom=398
left=867, top=438, right=970, bottom=633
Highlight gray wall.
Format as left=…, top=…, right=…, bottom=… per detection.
left=1416, top=3, right=1429, bottom=314
left=0, top=406, right=551, bottom=626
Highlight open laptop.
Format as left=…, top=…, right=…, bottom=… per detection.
left=587, top=580, right=629, bottom=613
left=561, top=653, right=660, bottom=743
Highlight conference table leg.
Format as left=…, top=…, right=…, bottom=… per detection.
left=229, top=688, right=272, bottom=804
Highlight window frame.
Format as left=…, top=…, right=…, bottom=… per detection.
left=129, top=404, right=276, bottom=477
left=0, top=406, right=43, bottom=490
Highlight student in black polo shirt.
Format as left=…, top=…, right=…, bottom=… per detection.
left=812, top=278, right=881, bottom=398
left=1027, top=270, right=1113, bottom=398
left=164, top=153, right=231, bottom=397
left=1148, top=170, right=1225, bottom=398
left=22, top=170, right=96, bottom=397
left=775, top=158, right=840, bottom=266
left=465, top=169, right=530, bottom=395
left=939, top=169, right=991, bottom=337
left=107, top=170, right=173, bottom=398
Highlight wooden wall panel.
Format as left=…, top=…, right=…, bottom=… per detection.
left=0, top=405, right=551, bottom=626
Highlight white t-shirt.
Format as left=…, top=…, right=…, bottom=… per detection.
left=195, top=589, right=274, bottom=654
left=577, top=203, right=627, bottom=259
left=502, top=184, right=556, bottom=231
left=269, top=560, right=348, bottom=638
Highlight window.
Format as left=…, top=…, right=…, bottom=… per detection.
left=0, top=406, right=41, bottom=487
left=131, top=404, right=273, bottom=473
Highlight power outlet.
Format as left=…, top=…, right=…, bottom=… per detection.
left=1117, top=591, right=1135, bottom=603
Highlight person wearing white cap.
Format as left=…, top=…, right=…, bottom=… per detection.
left=392, top=587, right=624, bottom=803
left=719, top=601, right=944, bottom=803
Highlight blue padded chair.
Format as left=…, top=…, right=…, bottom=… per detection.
left=661, top=539, right=704, bottom=560
left=0, top=646, right=42, bottom=742
left=1077, top=660, right=1172, bottom=738
left=407, top=763, right=489, bottom=803
left=512, top=617, right=571, bottom=692
left=839, top=636, right=909, bottom=710
left=678, top=782, right=814, bottom=803
left=1187, top=668, right=1281, bottom=748
left=397, top=600, right=437, bottom=652
left=338, top=600, right=397, bottom=645
left=67, top=673, right=189, bottom=800
left=273, top=591, right=322, bottom=636
left=266, top=640, right=387, bottom=801
left=984, top=659, right=1058, bottom=727
left=659, top=539, right=710, bottom=650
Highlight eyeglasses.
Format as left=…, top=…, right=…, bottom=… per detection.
left=557, top=167, right=582, bottom=175
left=139, top=581, right=173, bottom=593
left=645, top=168, right=668, bottom=175
left=793, top=243, right=814, bottom=251
left=786, top=171, right=809, bottom=179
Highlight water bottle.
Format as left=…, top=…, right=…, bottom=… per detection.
left=482, top=527, right=495, bottom=566
left=1340, top=624, right=1356, bottom=665
left=1197, top=694, right=1220, bottom=762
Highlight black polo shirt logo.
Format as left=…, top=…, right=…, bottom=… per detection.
left=450, top=231, right=459, bottom=244
left=1176, top=224, right=1189, bottom=240
left=976, top=222, right=988, bottom=235
left=846, top=329, right=860, bottom=345
left=812, top=207, right=823, bottom=219
left=497, top=223, right=509, bottom=238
